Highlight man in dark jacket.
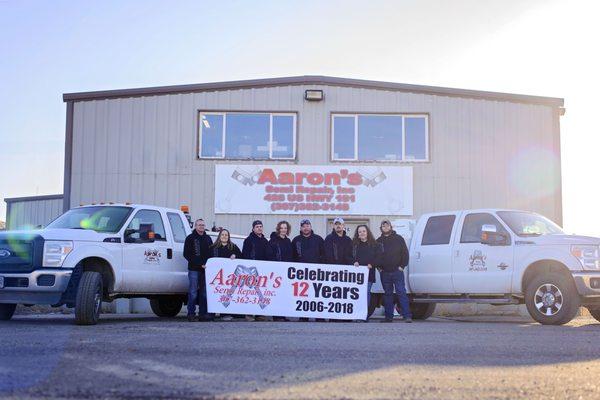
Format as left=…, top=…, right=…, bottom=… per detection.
left=183, top=218, right=213, bottom=322
left=242, top=220, right=272, bottom=321
left=324, top=217, right=353, bottom=265
left=376, top=220, right=412, bottom=323
left=242, top=220, right=272, bottom=261
left=292, top=219, right=325, bottom=264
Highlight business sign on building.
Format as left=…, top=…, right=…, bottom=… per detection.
left=214, top=164, right=413, bottom=215
left=205, top=258, right=369, bottom=320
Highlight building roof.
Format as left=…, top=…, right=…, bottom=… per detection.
left=4, top=194, right=64, bottom=204
left=63, top=75, right=564, bottom=107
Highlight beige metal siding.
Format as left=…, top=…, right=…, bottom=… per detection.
left=5, top=196, right=64, bottom=230
left=68, top=84, right=562, bottom=236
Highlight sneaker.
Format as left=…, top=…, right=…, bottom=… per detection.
left=404, top=317, right=413, bottom=323
left=221, top=315, right=233, bottom=322
left=245, top=315, right=256, bottom=322
left=255, top=315, right=268, bottom=321
left=381, top=318, right=393, bottom=323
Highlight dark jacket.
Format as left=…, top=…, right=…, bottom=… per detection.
left=352, top=240, right=384, bottom=283
left=242, top=231, right=273, bottom=261
left=324, top=230, right=353, bottom=265
left=183, top=230, right=213, bottom=271
left=292, top=231, right=325, bottom=264
left=376, top=230, right=410, bottom=272
left=269, top=232, right=293, bottom=262
left=211, top=243, right=242, bottom=259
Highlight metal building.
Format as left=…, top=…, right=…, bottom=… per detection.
left=59, top=75, right=563, bottom=234
left=4, top=195, right=64, bottom=230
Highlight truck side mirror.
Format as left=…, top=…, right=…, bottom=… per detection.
left=124, top=223, right=155, bottom=244
left=481, top=225, right=509, bottom=246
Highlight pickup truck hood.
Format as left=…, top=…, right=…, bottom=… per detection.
left=2, top=228, right=115, bottom=242
left=525, top=234, right=600, bottom=246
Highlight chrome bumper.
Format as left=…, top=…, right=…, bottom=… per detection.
left=0, top=269, right=72, bottom=305
left=572, top=272, right=600, bottom=297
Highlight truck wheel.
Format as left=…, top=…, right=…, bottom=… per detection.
left=587, top=307, right=600, bottom=323
left=0, top=304, right=17, bottom=321
left=410, top=302, right=436, bottom=320
left=75, top=271, right=103, bottom=325
left=368, top=293, right=382, bottom=317
left=525, top=272, right=580, bottom=325
left=150, top=297, right=183, bottom=318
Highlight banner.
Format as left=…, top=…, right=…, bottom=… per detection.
left=214, top=164, right=413, bottom=215
left=205, top=258, right=369, bottom=320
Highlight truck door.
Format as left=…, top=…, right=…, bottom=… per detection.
left=122, top=209, right=173, bottom=293
left=452, top=212, right=513, bottom=294
left=409, top=214, right=457, bottom=294
left=165, top=212, right=190, bottom=293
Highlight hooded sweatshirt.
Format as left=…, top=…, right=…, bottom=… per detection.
left=269, top=232, right=293, bottom=262
left=211, top=243, right=242, bottom=259
left=376, top=230, right=409, bottom=272
left=324, top=229, right=353, bottom=265
left=352, top=240, right=384, bottom=283
left=242, top=231, right=273, bottom=261
left=291, top=230, right=325, bottom=264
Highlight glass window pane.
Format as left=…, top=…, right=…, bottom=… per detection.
left=422, top=215, right=456, bottom=245
left=200, top=114, right=224, bottom=157
left=272, top=115, right=294, bottom=159
left=225, top=114, right=269, bottom=159
left=333, top=116, right=355, bottom=159
left=405, top=117, right=427, bottom=160
left=460, top=213, right=509, bottom=243
left=167, top=212, right=187, bottom=243
left=126, top=210, right=167, bottom=242
left=358, top=115, right=402, bottom=160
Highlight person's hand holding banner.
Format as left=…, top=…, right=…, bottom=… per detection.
left=205, top=258, right=369, bottom=320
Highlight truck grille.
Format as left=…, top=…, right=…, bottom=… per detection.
left=0, top=234, right=43, bottom=273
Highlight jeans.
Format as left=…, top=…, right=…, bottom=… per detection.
left=381, top=269, right=412, bottom=320
left=187, top=270, right=208, bottom=317
left=366, top=281, right=373, bottom=319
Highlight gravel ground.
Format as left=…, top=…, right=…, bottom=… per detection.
left=1, top=314, right=599, bottom=399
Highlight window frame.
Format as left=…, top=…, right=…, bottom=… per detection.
left=198, top=111, right=297, bottom=161
left=167, top=212, right=188, bottom=244
left=330, top=112, right=430, bottom=163
left=421, top=215, right=456, bottom=246
left=459, top=212, right=511, bottom=244
left=125, top=209, right=168, bottom=242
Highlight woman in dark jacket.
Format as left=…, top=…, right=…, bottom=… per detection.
left=269, top=221, right=293, bottom=262
left=211, top=229, right=242, bottom=259
left=209, top=229, right=242, bottom=322
left=352, top=225, right=383, bottom=321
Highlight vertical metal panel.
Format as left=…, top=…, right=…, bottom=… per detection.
left=5, top=197, right=64, bottom=230
left=68, top=84, right=563, bottom=236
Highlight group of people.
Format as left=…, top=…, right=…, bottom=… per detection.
left=183, top=217, right=412, bottom=323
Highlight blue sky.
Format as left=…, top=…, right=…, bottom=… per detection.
left=1, top=0, right=599, bottom=235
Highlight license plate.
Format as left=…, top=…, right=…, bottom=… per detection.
left=0, top=276, right=4, bottom=289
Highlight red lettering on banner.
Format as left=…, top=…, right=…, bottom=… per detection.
left=210, top=269, right=224, bottom=285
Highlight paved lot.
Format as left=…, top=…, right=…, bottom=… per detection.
left=1, top=314, right=599, bottom=400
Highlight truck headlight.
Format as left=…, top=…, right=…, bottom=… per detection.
left=43, top=241, right=74, bottom=267
left=571, top=245, right=600, bottom=270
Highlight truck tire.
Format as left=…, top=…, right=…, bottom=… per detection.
left=410, top=302, right=436, bottom=320
left=368, top=293, right=382, bottom=317
left=75, top=271, right=103, bottom=325
left=525, top=272, right=580, bottom=325
left=0, top=304, right=17, bottom=321
left=587, top=307, right=600, bottom=323
left=150, top=297, right=183, bottom=318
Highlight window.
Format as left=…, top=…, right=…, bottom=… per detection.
left=332, top=114, right=428, bottom=161
left=422, top=215, right=456, bottom=246
left=47, top=206, right=132, bottom=233
left=167, top=212, right=187, bottom=243
left=460, top=213, right=510, bottom=243
left=199, top=112, right=296, bottom=160
left=497, top=211, right=564, bottom=237
left=126, top=210, right=167, bottom=241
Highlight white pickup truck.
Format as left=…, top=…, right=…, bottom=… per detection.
left=0, top=204, right=243, bottom=325
left=370, top=209, right=600, bottom=325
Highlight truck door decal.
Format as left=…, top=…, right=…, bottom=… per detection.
left=468, top=250, right=487, bottom=272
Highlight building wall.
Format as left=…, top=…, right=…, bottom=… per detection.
left=5, top=195, right=64, bottom=230
left=68, top=84, right=562, bottom=236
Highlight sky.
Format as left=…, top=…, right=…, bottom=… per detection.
left=0, top=0, right=599, bottom=236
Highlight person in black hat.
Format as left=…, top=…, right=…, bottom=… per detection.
left=376, top=219, right=412, bottom=323
left=242, top=220, right=272, bottom=321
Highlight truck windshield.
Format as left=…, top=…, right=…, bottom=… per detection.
left=497, top=211, right=564, bottom=237
left=46, top=206, right=132, bottom=233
